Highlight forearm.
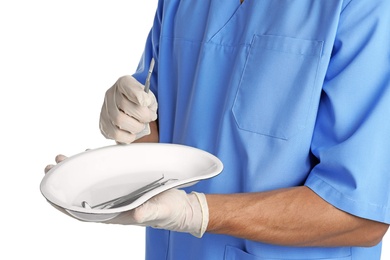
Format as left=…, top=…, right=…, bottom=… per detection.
left=206, top=186, right=388, bottom=247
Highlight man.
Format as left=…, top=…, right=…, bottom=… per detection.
left=48, top=0, right=390, bottom=259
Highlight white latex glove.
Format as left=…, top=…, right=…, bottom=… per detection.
left=44, top=154, right=67, bottom=173
left=106, top=189, right=209, bottom=238
left=100, top=75, right=158, bottom=144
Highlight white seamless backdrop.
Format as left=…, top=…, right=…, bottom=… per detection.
left=0, top=1, right=388, bottom=259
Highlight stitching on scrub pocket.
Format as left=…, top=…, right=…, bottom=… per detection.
left=232, top=34, right=323, bottom=140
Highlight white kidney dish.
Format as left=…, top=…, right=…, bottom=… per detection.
left=40, top=143, right=223, bottom=222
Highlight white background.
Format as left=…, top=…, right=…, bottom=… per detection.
left=0, top=1, right=389, bottom=259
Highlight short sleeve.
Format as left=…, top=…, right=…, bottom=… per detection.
left=305, top=0, right=390, bottom=224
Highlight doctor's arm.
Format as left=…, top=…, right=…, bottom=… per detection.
left=205, top=0, right=390, bottom=248
left=206, top=187, right=389, bottom=247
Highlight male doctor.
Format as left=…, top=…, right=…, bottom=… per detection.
left=47, top=0, right=390, bottom=259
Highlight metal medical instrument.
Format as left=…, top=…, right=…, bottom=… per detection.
left=81, top=174, right=176, bottom=210
left=144, top=58, right=155, bottom=93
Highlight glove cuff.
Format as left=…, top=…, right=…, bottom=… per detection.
left=191, top=192, right=209, bottom=238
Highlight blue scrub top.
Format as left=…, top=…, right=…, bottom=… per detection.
left=133, top=0, right=390, bottom=259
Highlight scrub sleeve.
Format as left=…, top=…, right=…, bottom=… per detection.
left=305, top=0, right=390, bottom=224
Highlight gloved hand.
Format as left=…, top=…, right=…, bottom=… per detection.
left=100, top=75, right=158, bottom=144
left=106, top=189, right=209, bottom=238
left=44, top=154, right=209, bottom=238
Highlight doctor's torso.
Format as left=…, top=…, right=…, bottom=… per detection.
left=131, top=0, right=389, bottom=259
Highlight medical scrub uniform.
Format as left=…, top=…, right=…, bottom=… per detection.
left=132, top=0, right=390, bottom=259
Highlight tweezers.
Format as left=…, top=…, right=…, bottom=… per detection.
left=82, top=174, right=176, bottom=210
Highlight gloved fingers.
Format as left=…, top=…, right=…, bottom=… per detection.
left=55, top=154, right=68, bottom=163
left=103, top=102, right=147, bottom=133
left=44, top=164, right=54, bottom=174
left=130, top=196, right=162, bottom=224
left=100, top=101, right=147, bottom=143
left=115, top=88, right=157, bottom=123
left=116, top=75, right=154, bottom=107
left=99, top=115, right=137, bottom=144
left=107, top=129, right=137, bottom=144
left=44, top=154, right=68, bottom=174
left=116, top=91, right=157, bottom=123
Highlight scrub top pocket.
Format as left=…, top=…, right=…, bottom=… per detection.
left=233, top=34, right=323, bottom=140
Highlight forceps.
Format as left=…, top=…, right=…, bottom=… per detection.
left=81, top=174, right=176, bottom=210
